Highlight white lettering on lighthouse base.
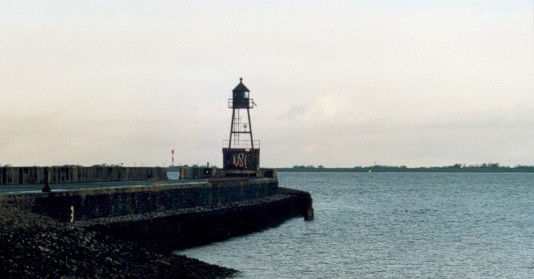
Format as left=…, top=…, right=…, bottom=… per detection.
left=232, top=153, right=248, bottom=168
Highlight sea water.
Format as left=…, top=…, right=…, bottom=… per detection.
left=177, top=172, right=534, bottom=278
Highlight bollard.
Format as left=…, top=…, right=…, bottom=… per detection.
left=41, top=168, right=51, bottom=193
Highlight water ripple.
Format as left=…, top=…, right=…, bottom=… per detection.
left=178, top=172, right=534, bottom=278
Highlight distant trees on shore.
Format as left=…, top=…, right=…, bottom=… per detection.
left=276, top=163, right=534, bottom=172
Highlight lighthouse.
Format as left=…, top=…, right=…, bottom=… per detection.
left=223, top=78, right=260, bottom=176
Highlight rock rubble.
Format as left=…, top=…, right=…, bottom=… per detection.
left=0, top=206, right=236, bottom=279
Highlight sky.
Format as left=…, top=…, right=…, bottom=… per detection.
left=1, top=0, right=533, bottom=168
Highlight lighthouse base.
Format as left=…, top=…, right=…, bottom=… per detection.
left=222, top=148, right=260, bottom=172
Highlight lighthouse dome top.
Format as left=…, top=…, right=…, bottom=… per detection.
left=232, top=78, right=250, bottom=93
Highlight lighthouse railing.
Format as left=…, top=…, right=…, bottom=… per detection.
left=228, top=98, right=256, bottom=109
left=222, top=140, right=260, bottom=149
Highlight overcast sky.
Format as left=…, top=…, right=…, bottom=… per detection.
left=1, top=1, right=533, bottom=168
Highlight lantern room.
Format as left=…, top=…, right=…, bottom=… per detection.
left=231, top=78, right=252, bottom=109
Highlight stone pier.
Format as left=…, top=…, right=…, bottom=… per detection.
left=0, top=172, right=313, bottom=252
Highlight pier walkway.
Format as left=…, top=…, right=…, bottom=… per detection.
left=0, top=179, right=202, bottom=195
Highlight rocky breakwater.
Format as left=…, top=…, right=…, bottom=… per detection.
left=0, top=206, right=236, bottom=278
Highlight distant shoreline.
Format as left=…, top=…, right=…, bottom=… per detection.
left=276, top=165, right=534, bottom=173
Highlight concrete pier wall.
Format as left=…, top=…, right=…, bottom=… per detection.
left=0, top=166, right=167, bottom=185
left=81, top=189, right=313, bottom=252
left=0, top=178, right=279, bottom=222
left=177, top=166, right=277, bottom=179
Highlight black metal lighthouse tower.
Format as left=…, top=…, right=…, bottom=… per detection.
left=223, top=78, right=260, bottom=176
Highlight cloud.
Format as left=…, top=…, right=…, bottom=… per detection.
left=278, top=105, right=309, bottom=120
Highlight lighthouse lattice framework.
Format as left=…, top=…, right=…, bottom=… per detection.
left=223, top=78, right=260, bottom=175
